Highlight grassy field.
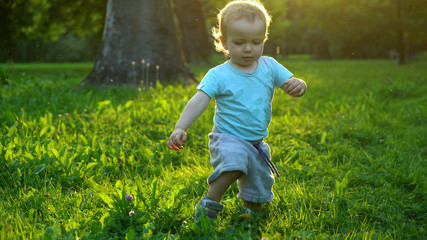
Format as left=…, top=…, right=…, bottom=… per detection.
left=0, top=59, right=426, bottom=239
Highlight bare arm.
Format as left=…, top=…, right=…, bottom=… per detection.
left=280, top=77, right=307, bottom=97
left=167, top=90, right=211, bottom=151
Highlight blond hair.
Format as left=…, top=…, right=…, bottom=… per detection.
left=212, top=0, right=272, bottom=55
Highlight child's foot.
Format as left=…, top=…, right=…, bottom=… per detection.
left=194, top=196, right=224, bottom=221
left=239, top=201, right=262, bottom=219
left=242, top=201, right=262, bottom=211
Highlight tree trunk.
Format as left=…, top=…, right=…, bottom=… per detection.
left=173, top=0, right=211, bottom=63
left=395, top=0, right=405, bottom=64
left=82, top=0, right=196, bottom=87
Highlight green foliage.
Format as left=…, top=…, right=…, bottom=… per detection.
left=0, top=67, right=8, bottom=85
left=4, top=0, right=427, bottom=62
left=0, top=0, right=106, bottom=62
left=295, top=0, right=427, bottom=59
left=0, top=60, right=426, bottom=239
left=4, top=35, right=97, bottom=63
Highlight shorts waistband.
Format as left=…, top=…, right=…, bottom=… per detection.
left=212, top=127, right=263, bottom=144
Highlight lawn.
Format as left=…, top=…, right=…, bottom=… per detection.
left=0, top=59, right=426, bottom=239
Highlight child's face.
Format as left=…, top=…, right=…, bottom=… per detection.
left=221, top=18, right=266, bottom=71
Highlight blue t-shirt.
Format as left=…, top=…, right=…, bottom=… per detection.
left=197, top=56, right=293, bottom=141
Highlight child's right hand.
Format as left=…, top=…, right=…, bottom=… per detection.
left=283, top=77, right=306, bottom=97
left=167, top=128, right=187, bottom=151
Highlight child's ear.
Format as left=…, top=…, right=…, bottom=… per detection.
left=220, top=36, right=228, bottom=50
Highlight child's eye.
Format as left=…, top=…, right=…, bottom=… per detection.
left=234, top=42, right=243, bottom=45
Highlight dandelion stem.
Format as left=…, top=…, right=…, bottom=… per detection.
left=155, top=65, right=160, bottom=87
left=132, top=61, right=136, bottom=85
left=146, top=63, right=150, bottom=90
left=141, top=59, right=145, bottom=86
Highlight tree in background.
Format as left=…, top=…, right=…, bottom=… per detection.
left=262, top=0, right=290, bottom=56
left=82, top=0, right=195, bottom=87
left=173, top=0, right=212, bottom=63
left=1, top=0, right=23, bottom=61
left=297, top=0, right=427, bottom=62
left=2, top=0, right=426, bottom=65
left=388, top=0, right=427, bottom=64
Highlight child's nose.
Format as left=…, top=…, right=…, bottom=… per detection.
left=243, top=43, right=252, bottom=52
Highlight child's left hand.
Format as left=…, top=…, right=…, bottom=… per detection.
left=282, top=77, right=306, bottom=97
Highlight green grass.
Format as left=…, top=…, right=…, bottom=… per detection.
left=1, top=59, right=426, bottom=239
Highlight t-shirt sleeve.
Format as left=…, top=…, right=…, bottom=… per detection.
left=196, top=69, right=218, bottom=99
left=271, top=58, right=293, bottom=88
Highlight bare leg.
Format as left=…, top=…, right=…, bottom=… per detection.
left=206, top=171, right=242, bottom=202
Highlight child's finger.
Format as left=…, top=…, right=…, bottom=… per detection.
left=167, top=131, right=186, bottom=151
left=287, top=84, right=297, bottom=94
left=167, top=142, right=176, bottom=151
left=174, top=137, right=185, bottom=150
left=167, top=138, right=179, bottom=151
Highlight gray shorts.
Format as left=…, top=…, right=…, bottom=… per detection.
left=207, top=129, right=275, bottom=203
